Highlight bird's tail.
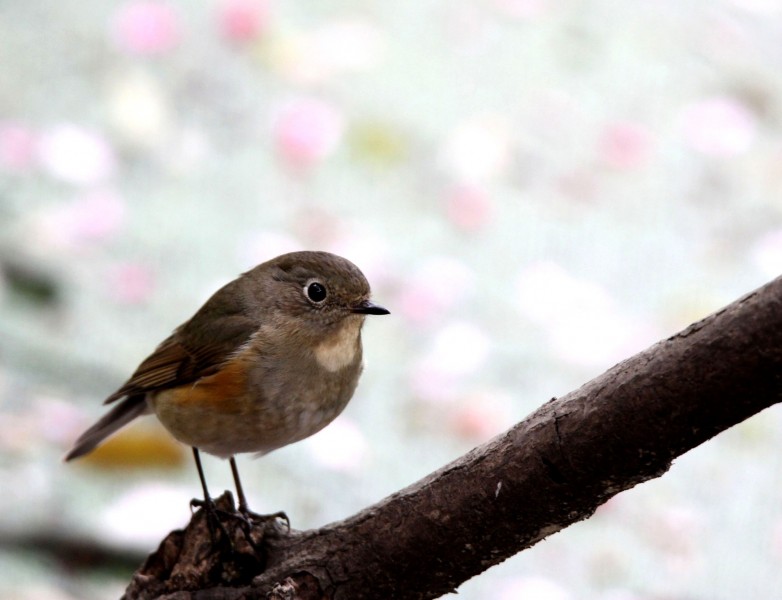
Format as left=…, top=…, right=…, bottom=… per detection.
left=64, top=395, right=149, bottom=461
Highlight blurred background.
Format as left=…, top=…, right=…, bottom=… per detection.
left=2, top=1, right=782, bottom=598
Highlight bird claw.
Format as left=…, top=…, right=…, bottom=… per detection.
left=238, top=507, right=291, bottom=532
left=190, top=495, right=289, bottom=556
left=190, top=497, right=233, bottom=544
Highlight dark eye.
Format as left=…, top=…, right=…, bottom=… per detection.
left=306, top=281, right=327, bottom=303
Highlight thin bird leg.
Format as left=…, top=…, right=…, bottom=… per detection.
left=190, top=447, right=232, bottom=543
left=229, top=455, right=290, bottom=530
left=193, top=447, right=212, bottom=505
left=229, top=456, right=250, bottom=513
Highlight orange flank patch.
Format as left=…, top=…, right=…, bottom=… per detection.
left=166, top=356, right=249, bottom=412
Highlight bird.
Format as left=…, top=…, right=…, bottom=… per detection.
left=65, top=251, right=389, bottom=518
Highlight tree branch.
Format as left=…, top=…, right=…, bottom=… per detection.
left=122, top=275, right=782, bottom=599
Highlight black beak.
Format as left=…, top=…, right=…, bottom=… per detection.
left=352, top=300, right=390, bottom=315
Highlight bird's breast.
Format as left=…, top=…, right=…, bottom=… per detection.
left=313, top=317, right=363, bottom=372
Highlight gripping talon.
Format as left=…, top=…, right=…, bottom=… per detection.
left=190, top=497, right=232, bottom=543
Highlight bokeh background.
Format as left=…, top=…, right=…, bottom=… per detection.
left=2, top=1, right=782, bottom=598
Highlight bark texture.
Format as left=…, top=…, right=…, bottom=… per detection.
left=123, top=276, right=782, bottom=600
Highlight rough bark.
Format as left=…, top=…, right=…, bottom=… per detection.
left=123, top=275, right=782, bottom=600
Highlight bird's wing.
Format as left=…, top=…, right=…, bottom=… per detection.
left=104, top=312, right=259, bottom=404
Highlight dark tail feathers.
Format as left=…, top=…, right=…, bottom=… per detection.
left=64, top=395, right=149, bottom=461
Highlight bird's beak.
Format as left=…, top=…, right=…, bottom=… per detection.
left=351, top=300, right=390, bottom=315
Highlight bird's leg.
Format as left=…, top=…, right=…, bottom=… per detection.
left=192, top=447, right=213, bottom=506
left=229, top=455, right=290, bottom=530
left=229, top=455, right=250, bottom=514
left=189, top=447, right=231, bottom=542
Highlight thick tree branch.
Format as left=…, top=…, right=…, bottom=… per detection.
left=123, top=276, right=782, bottom=599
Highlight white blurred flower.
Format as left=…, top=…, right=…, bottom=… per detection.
left=100, top=484, right=191, bottom=548
left=492, top=0, right=552, bottom=19
left=310, top=19, right=386, bottom=74
left=411, top=321, right=491, bottom=403
left=427, top=321, right=491, bottom=376
left=38, top=124, right=117, bottom=184
left=750, top=229, right=782, bottom=278
left=516, top=262, right=659, bottom=368
left=326, top=226, right=393, bottom=287
left=107, top=70, right=172, bottom=148
left=679, top=96, right=757, bottom=158
left=729, top=0, right=782, bottom=14
left=306, top=417, right=368, bottom=472
left=439, top=115, right=512, bottom=183
left=239, top=230, right=303, bottom=266
left=269, top=18, right=386, bottom=85
left=516, top=262, right=612, bottom=324
left=598, top=591, right=646, bottom=600
left=771, top=517, right=782, bottom=559
left=498, top=575, right=572, bottom=600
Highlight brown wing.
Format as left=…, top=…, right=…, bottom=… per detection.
left=104, top=310, right=260, bottom=404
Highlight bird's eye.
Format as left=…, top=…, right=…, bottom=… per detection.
left=305, top=281, right=327, bottom=303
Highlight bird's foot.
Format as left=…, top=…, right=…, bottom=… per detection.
left=191, top=495, right=288, bottom=555
left=237, top=506, right=290, bottom=532
left=229, top=507, right=289, bottom=555
left=190, top=497, right=233, bottom=546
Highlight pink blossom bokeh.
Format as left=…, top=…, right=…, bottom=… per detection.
left=111, top=2, right=181, bottom=55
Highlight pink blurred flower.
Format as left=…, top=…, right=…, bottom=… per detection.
left=38, top=124, right=117, bottom=185
left=679, top=96, right=757, bottom=157
left=109, top=263, right=156, bottom=304
left=409, top=363, right=459, bottom=405
left=112, top=2, right=181, bottom=55
left=218, top=0, right=270, bottom=43
left=450, top=391, right=512, bottom=441
left=598, top=121, right=653, bottom=169
left=443, top=185, right=494, bottom=232
left=69, top=190, right=126, bottom=241
left=35, top=396, right=86, bottom=445
left=271, top=97, right=344, bottom=171
left=0, top=122, right=37, bottom=172
left=644, top=505, right=704, bottom=573
left=38, top=190, right=126, bottom=250
left=397, top=256, right=473, bottom=326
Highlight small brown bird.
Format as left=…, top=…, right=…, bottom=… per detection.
left=65, top=251, right=389, bottom=516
